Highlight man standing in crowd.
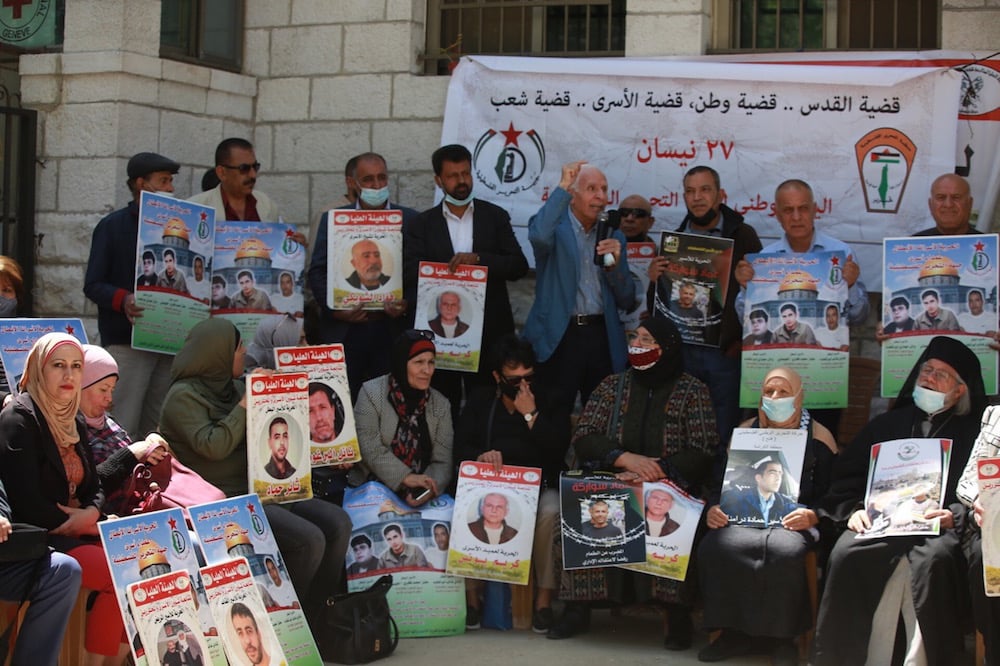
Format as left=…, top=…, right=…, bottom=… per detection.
left=618, top=194, right=655, bottom=243
left=406, top=144, right=528, bottom=420
left=915, top=173, right=979, bottom=236
left=190, top=138, right=279, bottom=222
left=84, top=151, right=180, bottom=436
left=523, top=160, right=637, bottom=414
left=309, top=152, right=416, bottom=397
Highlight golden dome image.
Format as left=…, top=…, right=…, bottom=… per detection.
left=162, top=217, right=190, bottom=241
left=918, top=255, right=959, bottom=280
left=778, top=270, right=818, bottom=293
left=137, top=539, right=169, bottom=572
left=235, top=238, right=271, bottom=261
left=223, top=522, right=252, bottom=550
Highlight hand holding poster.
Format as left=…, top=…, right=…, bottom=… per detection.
left=978, top=458, right=1000, bottom=596
left=560, top=472, right=645, bottom=569
left=740, top=250, right=849, bottom=408
left=719, top=428, right=808, bottom=528
left=415, top=261, right=488, bottom=372
left=247, top=373, right=312, bottom=504
left=857, top=438, right=952, bottom=539
left=273, top=344, right=361, bottom=466
left=447, top=461, right=541, bottom=585
left=881, top=235, right=999, bottom=397
left=621, top=480, right=705, bottom=581
left=327, top=210, right=403, bottom=310
left=649, top=231, right=734, bottom=347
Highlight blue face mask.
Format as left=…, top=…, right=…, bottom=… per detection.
left=445, top=192, right=474, bottom=207
left=913, top=385, right=947, bottom=415
left=0, top=295, right=16, bottom=317
left=359, top=186, right=389, bottom=208
left=761, top=395, right=797, bottom=423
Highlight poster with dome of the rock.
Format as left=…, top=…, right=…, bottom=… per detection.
left=132, top=192, right=215, bottom=354
left=739, top=251, right=849, bottom=408
left=211, top=221, right=307, bottom=343
left=880, top=235, right=999, bottom=397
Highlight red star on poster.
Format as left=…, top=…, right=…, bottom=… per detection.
left=200, top=211, right=208, bottom=222
left=500, top=122, right=522, bottom=148
left=247, top=502, right=256, bottom=514
left=830, top=256, right=840, bottom=266
left=285, top=229, right=295, bottom=237
left=975, top=241, right=985, bottom=252
left=168, top=517, right=178, bottom=531
left=64, top=324, right=75, bottom=335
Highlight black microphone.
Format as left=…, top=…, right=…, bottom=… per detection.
left=593, top=209, right=621, bottom=268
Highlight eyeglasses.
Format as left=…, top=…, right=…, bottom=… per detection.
left=626, top=332, right=659, bottom=347
left=919, top=363, right=958, bottom=384
left=617, top=208, right=650, bottom=219
left=403, top=329, right=435, bottom=341
left=500, top=373, right=535, bottom=385
left=220, top=162, right=261, bottom=174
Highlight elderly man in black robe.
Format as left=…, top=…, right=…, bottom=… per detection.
left=814, top=336, right=986, bottom=666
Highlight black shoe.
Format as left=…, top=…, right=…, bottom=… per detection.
left=663, top=608, right=693, bottom=651
left=532, top=607, right=554, bottom=634
left=546, top=604, right=590, bottom=640
left=771, top=640, right=798, bottom=666
left=697, top=630, right=754, bottom=662
left=465, top=605, right=480, bottom=631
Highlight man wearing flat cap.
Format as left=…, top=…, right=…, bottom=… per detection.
left=84, top=151, right=181, bottom=437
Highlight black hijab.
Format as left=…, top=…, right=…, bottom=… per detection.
left=632, top=317, right=684, bottom=387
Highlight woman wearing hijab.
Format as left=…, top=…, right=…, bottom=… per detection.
left=697, top=367, right=837, bottom=665
left=159, top=318, right=351, bottom=620
left=349, top=330, right=453, bottom=506
left=244, top=314, right=303, bottom=371
left=814, top=336, right=986, bottom=666
left=0, top=333, right=128, bottom=665
left=549, top=318, right=719, bottom=648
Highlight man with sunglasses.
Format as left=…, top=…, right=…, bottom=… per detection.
left=189, top=137, right=280, bottom=222
left=647, top=166, right=762, bottom=448
left=618, top=195, right=655, bottom=243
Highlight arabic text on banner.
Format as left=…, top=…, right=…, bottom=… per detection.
left=447, top=461, right=541, bottom=585
left=649, top=231, right=734, bottom=347
left=188, top=494, right=321, bottom=664
left=559, top=472, right=645, bottom=569
left=740, top=251, right=849, bottom=408
left=880, top=234, right=999, bottom=397
left=212, top=221, right=307, bottom=343
left=327, top=210, right=403, bottom=310
left=620, top=480, right=705, bottom=581
left=415, top=261, right=488, bottom=373
left=0, top=317, right=87, bottom=390
left=857, top=438, right=952, bottom=539
left=274, top=343, right=361, bottom=466
left=127, top=570, right=217, bottom=666
left=719, top=428, right=808, bottom=528
left=99, top=508, right=223, bottom=666
left=247, top=373, right=313, bottom=504
left=342, top=481, right=464, bottom=637
left=132, top=192, right=215, bottom=354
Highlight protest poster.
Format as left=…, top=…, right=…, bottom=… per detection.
left=189, top=494, right=321, bottom=665
left=414, top=261, right=488, bottom=372
left=0, top=317, right=87, bottom=390
left=342, top=481, right=465, bottom=637
left=326, top=210, right=403, bottom=310
left=132, top=191, right=214, bottom=354
left=246, top=372, right=313, bottom=504
left=99, top=509, right=222, bottom=666
left=273, top=343, right=360, bottom=466
left=739, top=250, right=849, bottom=408
left=857, top=438, right=952, bottom=539
left=447, top=461, right=541, bottom=585
left=126, top=570, right=215, bottom=666
left=620, top=480, right=705, bottom=581
left=622, top=241, right=657, bottom=337
left=649, top=231, right=734, bottom=347
left=212, top=221, right=306, bottom=342
left=881, top=235, right=999, bottom=397
left=978, top=458, right=1000, bottom=596
left=718, top=428, right=809, bottom=528
left=559, top=472, right=645, bottom=569
left=201, top=558, right=290, bottom=666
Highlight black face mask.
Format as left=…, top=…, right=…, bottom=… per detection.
left=686, top=206, right=719, bottom=227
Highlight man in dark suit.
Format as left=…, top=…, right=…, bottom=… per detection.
left=427, top=290, right=470, bottom=338
left=405, top=144, right=528, bottom=420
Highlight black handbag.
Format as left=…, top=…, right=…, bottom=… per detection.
left=0, top=523, right=48, bottom=562
left=319, top=574, right=398, bottom=664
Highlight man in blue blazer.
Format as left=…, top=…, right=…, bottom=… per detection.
left=522, top=160, right=639, bottom=414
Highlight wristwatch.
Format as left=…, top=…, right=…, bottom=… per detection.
left=524, top=410, right=539, bottom=423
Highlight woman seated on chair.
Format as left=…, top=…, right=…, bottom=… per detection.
left=348, top=330, right=453, bottom=506
left=697, top=367, right=837, bottom=666
left=0, top=333, right=129, bottom=665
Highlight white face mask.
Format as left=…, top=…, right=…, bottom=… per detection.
left=913, top=384, right=948, bottom=415
left=761, top=395, right=797, bottom=423
left=359, top=186, right=389, bottom=208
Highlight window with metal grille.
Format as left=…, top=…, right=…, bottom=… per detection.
left=715, top=0, right=939, bottom=52
left=424, top=0, right=626, bottom=75
left=160, top=0, right=243, bottom=72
